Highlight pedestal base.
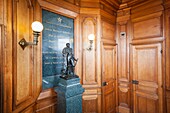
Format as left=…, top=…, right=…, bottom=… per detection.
left=55, top=77, right=84, bottom=113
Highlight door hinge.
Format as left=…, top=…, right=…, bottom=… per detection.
left=132, top=80, right=139, bottom=85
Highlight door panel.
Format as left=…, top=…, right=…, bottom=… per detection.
left=132, top=43, right=163, bottom=113
left=102, top=44, right=117, bottom=113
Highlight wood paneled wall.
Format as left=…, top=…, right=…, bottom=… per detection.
left=80, top=3, right=117, bottom=112
left=1, top=0, right=170, bottom=113
left=117, top=0, right=165, bottom=113
left=80, top=11, right=102, bottom=113
left=2, top=0, right=79, bottom=113
left=117, top=8, right=131, bottom=113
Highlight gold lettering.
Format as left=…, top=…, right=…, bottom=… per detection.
left=45, top=20, right=72, bottom=29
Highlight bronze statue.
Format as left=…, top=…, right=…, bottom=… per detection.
left=61, top=43, right=78, bottom=79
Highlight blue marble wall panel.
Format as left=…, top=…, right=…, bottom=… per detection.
left=42, top=9, right=74, bottom=89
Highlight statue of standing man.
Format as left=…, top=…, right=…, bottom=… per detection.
left=61, top=43, right=78, bottom=79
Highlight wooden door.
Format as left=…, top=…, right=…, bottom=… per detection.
left=131, top=43, right=163, bottom=113
left=102, top=44, right=117, bottom=113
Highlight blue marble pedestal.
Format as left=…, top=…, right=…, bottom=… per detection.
left=54, top=77, right=84, bottom=113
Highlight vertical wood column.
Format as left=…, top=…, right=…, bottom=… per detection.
left=116, top=8, right=131, bottom=113
left=80, top=9, right=102, bottom=113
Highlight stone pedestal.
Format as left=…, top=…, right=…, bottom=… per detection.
left=55, top=77, right=84, bottom=113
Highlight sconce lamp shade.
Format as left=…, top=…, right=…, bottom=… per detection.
left=31, top=21, right=43, bottom=32
left=88, top=34, right=95, bottom=41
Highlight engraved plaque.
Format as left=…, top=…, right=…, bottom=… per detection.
left=42, top=10, right=74, bottom=89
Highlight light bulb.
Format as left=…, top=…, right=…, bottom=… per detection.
left=88, top=34, right=95, bottom=41
left=31, top=21, right=43, bottom=32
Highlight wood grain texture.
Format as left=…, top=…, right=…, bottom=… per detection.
left=165, top=7, right=170, bottom=113
left=36, top=89, right=57, bottom=113
left=2, top=0, right=169, bottom=113
left=40, top=0, right=80, bottom=14
left=102, top=43, right=117, bottom=113
left=117, top=8, right=131, bottom=113
left=82, top=16, right=97, bottom=85
left=166, top=91, right=170, bottom=113
left=12, top=0, right=36, bottom=112
left=83, top=96, right=98, bottom=113
left=165, top=9, right=170, bottom=90
left=132, top=43, right=163, bottom=113
left=0, top=24, right=4, bottom=113
left=133, top=17, right=162, bottom=39
left=102, top=21, right=115, bottom=40
left=4, top=0, right=13, bottom=112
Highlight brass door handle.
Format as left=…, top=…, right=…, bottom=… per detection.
left=102, top=82, right=108, bottom=86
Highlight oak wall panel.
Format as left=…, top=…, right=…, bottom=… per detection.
left=83, top=95, right=99, bottom=113
left=118, top=83, right=130, bottom=107
left=10, top=0, right=37, bottom=112
left=82, top=16, right=97, bottom=85
left=14, top=0, right=34, bottom=106
left=102, top=21, right=115, bottom=40
left=117, top=24, right=129, bottom=80
left=131, top=0, right=163, bottom=19
left=116, top=8, right=131, bottom=113
left=21, top=104, right=35, bottom=113
left=133, top=17, right=162, bottom=39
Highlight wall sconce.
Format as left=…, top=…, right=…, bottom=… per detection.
left=18, top=21, right=43, bottom=50
left=87, top=34, right=95, bottom=51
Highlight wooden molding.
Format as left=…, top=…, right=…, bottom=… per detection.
left=131, top=11, right=163, bottom=22
left=38, top=0, right=79, bottom=18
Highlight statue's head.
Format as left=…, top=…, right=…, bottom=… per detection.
left=66, top=43, right=70, bottom=47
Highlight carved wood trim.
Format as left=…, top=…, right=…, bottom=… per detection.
left=38, top=0, right=79, bottom=18
left=131, top=11, right=163, bottom=22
